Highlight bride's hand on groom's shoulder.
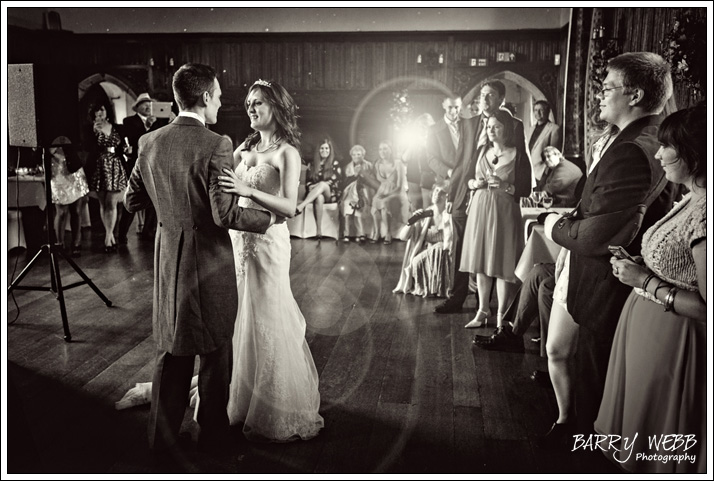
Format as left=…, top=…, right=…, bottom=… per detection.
left=219, top=168, right=253, bottom=197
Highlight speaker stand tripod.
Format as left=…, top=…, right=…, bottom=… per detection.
left=8, top=146, right=112, bottom=342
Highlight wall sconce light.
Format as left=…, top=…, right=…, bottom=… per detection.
left=417, top=50, right=444, bottom=70
left=554, top=54, right=561, bottom=66
left=169, top=58, right=174, bottom=67
left=149, top=57, right=155, bottom=67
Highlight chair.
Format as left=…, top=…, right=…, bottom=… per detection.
left=287, top=164, right=341, bottom=240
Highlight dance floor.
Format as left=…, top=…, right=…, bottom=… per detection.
left=5, top=229, right=618, bottom=474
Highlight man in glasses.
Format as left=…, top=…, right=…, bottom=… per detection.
left=539, top=52, right=679, bottom=446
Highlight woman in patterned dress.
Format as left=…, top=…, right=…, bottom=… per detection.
left=87, top=103, right=127, bottom=252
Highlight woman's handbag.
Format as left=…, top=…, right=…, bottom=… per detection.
left=555, top=174, right=668, bottom=256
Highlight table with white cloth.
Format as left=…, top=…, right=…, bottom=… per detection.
left=519, top=206, right=571, bottom=242
left=515, top=221, right=564, bottom=283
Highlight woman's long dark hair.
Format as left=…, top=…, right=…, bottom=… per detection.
left=310, top=137, right=336, bottom=183
left=657, top=102, right=706, bottom=189
left=242, top=80, right=301, bottom=152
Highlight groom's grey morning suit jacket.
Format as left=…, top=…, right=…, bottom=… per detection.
left=124, top=116, right=271, bottom=356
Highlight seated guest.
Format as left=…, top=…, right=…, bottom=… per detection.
left=534, top=146, right=583, bottom=207
left=371, top=141, right=407, bottom=245
left=527, top=100, right=562, bottom=186
left=596, top=103, right=706, bottom=473
left=393, top=186, right=452, bottom=297
left=296, top=137, right=342, bottom=239
left=475, top=262, right=556, bottom=355
left=341, top=144, right=375, bottom=244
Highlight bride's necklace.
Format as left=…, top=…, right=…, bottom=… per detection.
left=255, top=137, right=281, bottom=154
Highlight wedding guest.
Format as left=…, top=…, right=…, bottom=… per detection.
left=117, top=93, right=169, bottom=244
left=533, top=146, right=583, bottom=207
left=540, top=52, right=678, bottom=447
left=459, top=108, right=531, bottom=329
left=341, top=144, right=375, bottom=243
left=596, top=103, right=706, bottom=473
left=87, top=102, right=127, bottom=253
left=435, top=80, right=527, bottom=315
left=296, top=137, right=342, bottom=239
left=527, top=100, right=562, bottom=185
left=393, top=186, right=452, bottom=297
left=49, top=136, right=89, bottom=257
left=370, top=141, right=407, bottom=244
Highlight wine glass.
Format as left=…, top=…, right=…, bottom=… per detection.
left=531, top=190, right=544, bottom=207
left=542, top=194, right=554, bottom=211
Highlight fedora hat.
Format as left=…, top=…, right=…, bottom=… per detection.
left=132, top=93, right=155, bottom=111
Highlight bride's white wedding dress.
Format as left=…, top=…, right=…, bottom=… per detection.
left=116, top=162, right=323, bottom=443
left=225, top=162, right=323, bottom=442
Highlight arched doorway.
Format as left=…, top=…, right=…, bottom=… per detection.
left=461, top=70, right=555, bottom=136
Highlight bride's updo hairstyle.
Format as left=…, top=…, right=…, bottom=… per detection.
left=243, top=79, right=301, bottom=151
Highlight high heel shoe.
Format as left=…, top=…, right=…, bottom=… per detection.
left=465, top=309, right=490, bottom=329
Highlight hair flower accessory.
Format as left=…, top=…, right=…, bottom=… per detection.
left=254, top=79, right=272, bottom=88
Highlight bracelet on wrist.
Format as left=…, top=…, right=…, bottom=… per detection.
left=641, top=274, right=656, bottom=292
left=664, top=286, right=678, bottom=313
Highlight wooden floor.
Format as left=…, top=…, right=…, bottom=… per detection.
left=5, top=229, right=620, bottom=474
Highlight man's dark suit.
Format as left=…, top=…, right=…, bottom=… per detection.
left=118, top=114, right=168, bottom=241
left=550, top=114, right=677, bottom=433
left=426, top=117, right=461, bottom=186
left=446, top=112, right=529, bottom=307
left=124, top=115, right=272, bottom=451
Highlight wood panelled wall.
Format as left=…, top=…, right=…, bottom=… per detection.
left=8, top=26, right=565, bottom=160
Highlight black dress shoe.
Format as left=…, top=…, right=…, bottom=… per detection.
left=473, top=327, right=501, bottom=344
left=478, top=326, right=525, bottom=352
left=434, top=300, right=462, bottom=314
left=536, top=422, right=575, bottom=450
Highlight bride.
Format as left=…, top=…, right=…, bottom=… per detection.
left=117, top=79, right=324, bottom=443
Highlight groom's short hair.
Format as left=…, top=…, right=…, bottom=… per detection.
left=172, top=63, right=218, bottom=111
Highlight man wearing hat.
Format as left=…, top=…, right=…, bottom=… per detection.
left=117, top=93, right=169, bottom=244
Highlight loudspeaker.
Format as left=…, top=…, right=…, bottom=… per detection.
left=8, top=64, right=79, bottom=148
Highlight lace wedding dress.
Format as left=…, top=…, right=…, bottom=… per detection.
left=224, top=162, right=323, bottom=442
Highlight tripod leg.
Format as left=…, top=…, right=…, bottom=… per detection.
left=7, top=245, right=48, bottom=293
left=57, top=250, right=113, bottom=307
left=49, top=248, right=72, bottom=342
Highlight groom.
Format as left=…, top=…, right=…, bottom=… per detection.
left=124, top=63, right=275, bottom=453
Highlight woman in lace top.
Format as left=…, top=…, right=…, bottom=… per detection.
left=595, top=104, right=706, bottom=473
